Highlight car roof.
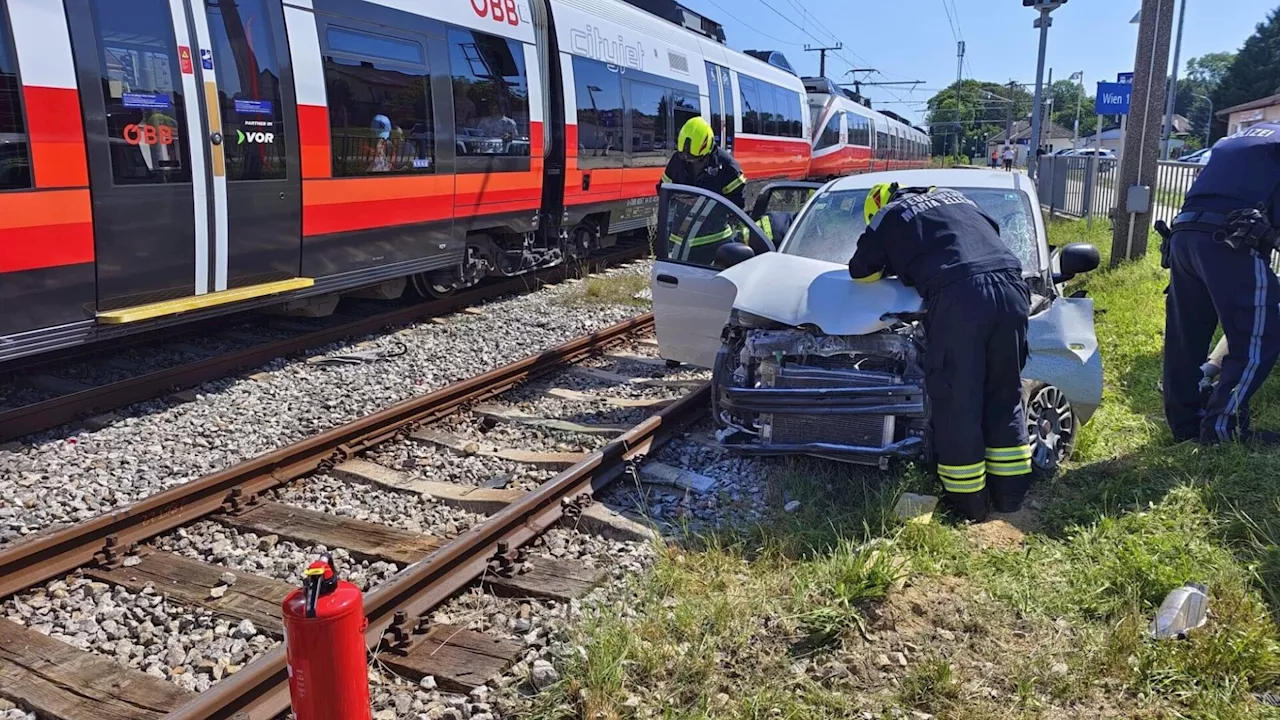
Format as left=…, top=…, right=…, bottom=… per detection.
left=825, top=168, right=1029, bottom=193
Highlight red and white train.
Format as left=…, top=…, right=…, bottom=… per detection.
left=0, top=0, right=925, bottom=362
left=806, top=76, right=930, bottom=180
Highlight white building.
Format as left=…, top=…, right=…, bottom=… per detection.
left=985, top=119, right=1074, bottom=165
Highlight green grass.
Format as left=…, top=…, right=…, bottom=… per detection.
left=562, top=272, right=651, bottom=308
left=526, top=219, right=1280, bottom=719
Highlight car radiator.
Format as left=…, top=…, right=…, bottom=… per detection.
left=760, top=363, right=897, bottom=449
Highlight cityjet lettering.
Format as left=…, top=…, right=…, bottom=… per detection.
left=123, top=123, right=175, bottom=146
left=570, top=24, right=644, bottom=71
left=237, top=129, right=275, bottom=144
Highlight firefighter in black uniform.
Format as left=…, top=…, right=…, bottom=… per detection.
left=1163, top=121, right=1280, bottom=445
left=660, top=117, right=749, bottom=265
left=849, top=184, right=1032, bottom=522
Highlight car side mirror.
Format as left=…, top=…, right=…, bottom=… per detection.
left=714, top=242, right=756, bottom=269
left=1053, top=242, right=1100, bottom=283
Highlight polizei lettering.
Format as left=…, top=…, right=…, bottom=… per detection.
left=570, top=24, right=644, bottom=71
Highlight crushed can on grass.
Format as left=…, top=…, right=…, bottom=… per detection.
left=1150, top=582, right=1209, bottom=640
left=282, top=553, right=371, bottom=719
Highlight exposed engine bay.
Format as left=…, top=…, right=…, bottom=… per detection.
left=713, top=313, right=932, bottom=468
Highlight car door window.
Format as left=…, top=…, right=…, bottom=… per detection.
left=662, top=187, right=768, bottom=266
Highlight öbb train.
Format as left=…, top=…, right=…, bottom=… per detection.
left=0, top=0, right=928, bottom=362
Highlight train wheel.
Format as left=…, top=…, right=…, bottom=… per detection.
left=410, top=273, right=456, bottom=299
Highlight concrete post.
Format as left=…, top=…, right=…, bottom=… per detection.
left=1110, top=0, right=1175, bottom=266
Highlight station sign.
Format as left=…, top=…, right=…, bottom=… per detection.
left=1096, top=81, right=1131, bottom=115
left=1117, top=72, right=1134, bottom=84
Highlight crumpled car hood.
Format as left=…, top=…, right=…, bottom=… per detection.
left=717, top=252, right=924, bottom=335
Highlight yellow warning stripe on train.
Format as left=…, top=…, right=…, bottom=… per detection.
left=96, top=278, right=315, bottom=325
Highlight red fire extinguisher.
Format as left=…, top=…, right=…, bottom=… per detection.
left=282, top=553, right=371, bottom=720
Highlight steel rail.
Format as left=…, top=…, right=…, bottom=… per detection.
left=166, top=381, right=710, bottom=720
left=0, top=313, right=655, bottom=600
left=0, top=245, right=646, bottom=442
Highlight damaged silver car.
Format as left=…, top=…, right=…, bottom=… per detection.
left=651, top=169, right=1103, bottom=473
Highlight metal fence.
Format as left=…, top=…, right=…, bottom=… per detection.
left=1035, top=155, right=1204, bottom=228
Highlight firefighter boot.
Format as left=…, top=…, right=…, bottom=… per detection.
left=943, top=488, right=990, bottom=523
left=988, top=473, right=1031, bottom=514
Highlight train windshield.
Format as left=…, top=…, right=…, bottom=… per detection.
left=781, top=187, right=1040, bottom=273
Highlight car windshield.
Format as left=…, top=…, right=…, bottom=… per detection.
left=781, top=186, right=1040, bottom=273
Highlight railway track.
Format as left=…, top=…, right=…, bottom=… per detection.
left=0, top=313, right=711, bottom=720
left=0, top=244, right=648, bottom=444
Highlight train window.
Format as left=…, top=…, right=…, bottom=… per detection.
left=815, top=112, right=839, bottom=150
left=625, top=80, right=668, bottom=167
left=705, top=62, right=723, bottom=144
left=739, top=75, right=759, bottom=135
left=88, top=0, right=193, bottom=185
left=757, top=82, right=778, bottom=137
left=0, top=0, right=30, bottom=191
left=671, top=89, right=700, bottom=139
left=329, top=27, right=424, bottom=65
left=206, top=0, right=286, bottom=182
left=573, top=56, right=623, bottom=170
left=448, top=28, right=531, bottom=168
left=876, top=129, right=888, bottom=159
left=323, top=25, right=434, bottom=177
left=778, top=88, right=801, bottom=138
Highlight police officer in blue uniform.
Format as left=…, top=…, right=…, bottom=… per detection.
left=850, top=184, right=1032, bottom=522
left=1163, top=121, right=1280, bottom=444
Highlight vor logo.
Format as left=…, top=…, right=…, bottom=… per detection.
left=237, top=129, right=275, bottom=144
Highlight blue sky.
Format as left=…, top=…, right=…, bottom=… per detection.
left=679, top=0, right=1277, bottom=124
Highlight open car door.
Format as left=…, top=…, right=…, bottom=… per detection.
left=749, top=181, right=825, bottom=223
left=651, top=184, right=775, bottom=369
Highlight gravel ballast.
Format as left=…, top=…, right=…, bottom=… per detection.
left=0, top=263, right=652, bottom=545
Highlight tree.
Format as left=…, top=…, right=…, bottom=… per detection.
left=1048, top=79, right=1099, bottom=139
left=1211, top=6, right=1280, bottom=140
left=1186, top=52, right=1235, bottom=87
left=1173, top=53, right=1236, bottom=148
left=925, top=79, right=1032, bottom=157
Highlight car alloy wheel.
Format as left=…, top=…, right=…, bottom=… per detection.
left=1024, top=382, right=1077, bottom=474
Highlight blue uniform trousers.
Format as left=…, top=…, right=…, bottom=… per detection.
left=923, top=269, right=1033, bottom=518
left=1163, top=229, right=1280, bottom=442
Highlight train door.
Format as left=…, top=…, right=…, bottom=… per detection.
left=64, top=0, right=302, bottom=315
left=704, top=61, right=733, bottom=150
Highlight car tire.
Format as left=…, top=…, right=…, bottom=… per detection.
left=1023, top=380, right=1078, bottom=476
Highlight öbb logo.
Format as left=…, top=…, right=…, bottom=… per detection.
left=123, top=123, right=175, bottom=146
left=471, top=0, right=520, bottom=26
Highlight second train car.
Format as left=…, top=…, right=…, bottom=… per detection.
left=805, top=76, right=929, bottom=180
left=0, top=0, right=813, bottom=361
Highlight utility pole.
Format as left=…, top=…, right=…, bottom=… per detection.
left=1041, top=67, right=1053, bottom=154
left=956, top=41, right=965, bottom=86
left=1070, top=71, right=1084, bottom=144
left=805, top=43, right=842, bottom=78
left=1111, top=0, right=1175, bottom=265
left=1160, top=0, right=1187, bottom=159
left=1006, top=80, right=1018, bottom=156
left=1024, top=1, right=1065, bottom=181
